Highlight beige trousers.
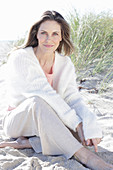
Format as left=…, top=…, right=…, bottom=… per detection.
left=3, top=97, right=82, bottom=159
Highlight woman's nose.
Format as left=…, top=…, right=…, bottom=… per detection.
left=46, top=35, right=51, bottom=41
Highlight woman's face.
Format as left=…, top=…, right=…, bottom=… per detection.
left=37, top=20, right=62, bottom=53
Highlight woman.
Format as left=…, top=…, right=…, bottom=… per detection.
left=1, top=11, right=113, bottom=169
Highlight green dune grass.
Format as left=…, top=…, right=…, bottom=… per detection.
left=68, top=10, right=113, bottom=92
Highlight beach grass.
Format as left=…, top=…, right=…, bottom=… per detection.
left=68, top=10, right=113, bottom=92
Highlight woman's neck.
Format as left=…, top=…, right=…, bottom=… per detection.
left=33, top=46, right=55, bottom=74
left=34, top=46, right=55, bottom=67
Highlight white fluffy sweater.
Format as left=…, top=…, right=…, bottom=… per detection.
left=6, top=47, right=102, bottom=140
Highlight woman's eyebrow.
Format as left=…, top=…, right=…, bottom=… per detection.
left=53, top=31, right=60, bottom=33
left=40, top=29, right=60, bottom=33
left=40, top=29, right=47, bottom=32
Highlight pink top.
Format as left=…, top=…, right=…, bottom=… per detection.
left=44, top=66, right=54, bottom=86
left=43, top=60, right=54, bottom=86
left=45, top=72, right=53, bottom=86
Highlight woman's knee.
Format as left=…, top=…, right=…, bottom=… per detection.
left=3, top=122, right=18, bottom=138
left=31, top=96, right=47, bottom=105
left=31, top=96, right=52, bottom=113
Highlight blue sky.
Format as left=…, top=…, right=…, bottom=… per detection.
left=0, top=0, right=113, bottom=40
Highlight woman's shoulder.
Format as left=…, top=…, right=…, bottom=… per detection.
left=8, top=47, right=33, bottom=62
left=10, top=47, right=32, bottom=56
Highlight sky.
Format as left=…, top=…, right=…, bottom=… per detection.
left=0, top=0, right=113, bottom=41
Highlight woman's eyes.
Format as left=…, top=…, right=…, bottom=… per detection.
left=41, top=32, right=46, bottom=35
left=53, top=32, right=58, bottom=36
left=40, top=32, right=58, bottom=36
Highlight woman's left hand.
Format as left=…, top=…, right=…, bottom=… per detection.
left=86, top=138, right=101, bottom=152
left=76, top=122, right=86, bottom=146
left=76, top=123, right=101, bottom=152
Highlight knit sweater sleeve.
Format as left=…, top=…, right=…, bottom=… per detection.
left=7, top=49, right=81, bottom=131
left=63, top=60, right=102, bottom=140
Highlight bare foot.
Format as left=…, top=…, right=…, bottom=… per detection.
left=74, top=147, right=113, bottom=170
left=0, top=137, right=32, bottom=149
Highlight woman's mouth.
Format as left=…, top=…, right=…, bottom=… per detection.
left=44, top=44, right=54, bottom=48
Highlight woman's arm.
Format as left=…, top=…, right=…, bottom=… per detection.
left=63, top=62, right=102, bottom=141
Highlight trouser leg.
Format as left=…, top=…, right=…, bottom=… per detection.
left=33, top=97, right=83, bottom=159
left=3, top=97, right=40, bottom=137
left=3, top=96, right=83, bottom=159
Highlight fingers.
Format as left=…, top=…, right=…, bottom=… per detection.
left=86, top=138, right=102, bottom=152
left=92, top=139, right=98, bottom=152
left=86, top=139, right=93, bottom=146
left=97, top=138, right=101, bottom=144
left=86, top=139, right=90, bottom=146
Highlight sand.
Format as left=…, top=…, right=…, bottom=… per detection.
left=0, top=59, right=113, bottom=169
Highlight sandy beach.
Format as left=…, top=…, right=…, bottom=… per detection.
left=0, top=43, right=113, bottom=169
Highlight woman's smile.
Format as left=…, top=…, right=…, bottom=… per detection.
left=44, top=44, right=54, bottom=48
